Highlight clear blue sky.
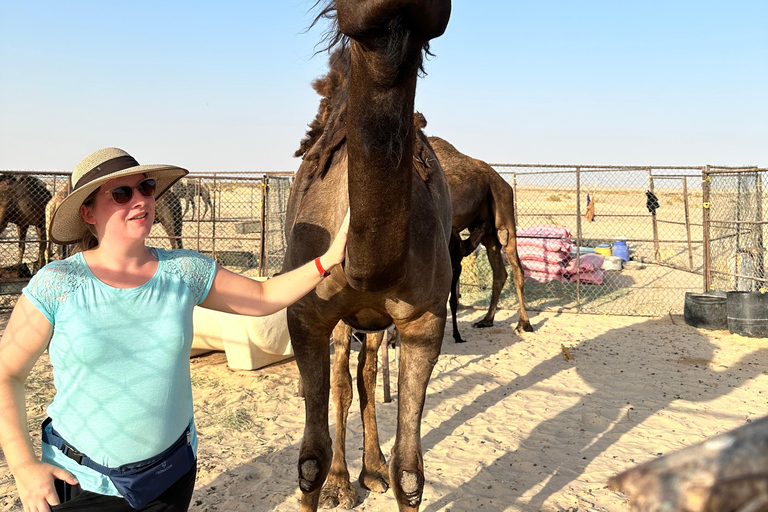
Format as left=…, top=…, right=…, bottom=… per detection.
left=1, top=1, right=766, bottom=172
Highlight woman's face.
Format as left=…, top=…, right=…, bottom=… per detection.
left=80, top=174, right=156, bottom=243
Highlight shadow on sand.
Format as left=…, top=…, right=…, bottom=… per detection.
left=189, top=309, right=768, bottom=511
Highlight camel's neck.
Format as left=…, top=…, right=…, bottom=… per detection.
left=345, top=42, right=420, bottom=292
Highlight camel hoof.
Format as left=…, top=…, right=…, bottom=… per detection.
left=319, top=480, right=357, bottom=509
left=454, top=335, right=466, bottom=343
left=299, top=459, right=321, bottom=492
left=516, top=320, right=534, bottom=333
left=360, top=467, right=390, bottom=494
left=472, top=319, right=494, bottom=329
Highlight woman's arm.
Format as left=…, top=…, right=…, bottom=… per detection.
left=0, top=296, right=78, bottom=511
left=200, top=210, right=349, bottom=316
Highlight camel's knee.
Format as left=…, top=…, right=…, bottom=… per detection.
left=299, top=456, right=330, bottom=493
left=299, top=440, right=333, bottom=493
left=392, top=468, right=424, bottom=507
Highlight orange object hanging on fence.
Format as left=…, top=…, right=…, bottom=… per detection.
left=585, top=196, right=596, bottom=222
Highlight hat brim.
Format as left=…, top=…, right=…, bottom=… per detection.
left=50, top=164, right=188, bottom=244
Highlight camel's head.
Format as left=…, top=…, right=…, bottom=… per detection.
left=312, top=1, right=451, bottom=66
left=335, top=0, right=451, bottom=45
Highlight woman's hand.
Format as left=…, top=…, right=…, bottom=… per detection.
left=320, top=209, right=350, bottom=271
left=14, top=460, right=77, bottom=511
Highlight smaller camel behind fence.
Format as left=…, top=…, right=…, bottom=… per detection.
left=174, top=180, right=213, bottom=220
left=46, top=186, right=70, bottom=264
left=0, top=174, right=52, bottom=272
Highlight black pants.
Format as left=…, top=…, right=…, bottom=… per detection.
left=52, top=464, right=196, bottom=511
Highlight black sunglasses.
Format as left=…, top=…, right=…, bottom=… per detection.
left=104, top=179, right=157, bottom=204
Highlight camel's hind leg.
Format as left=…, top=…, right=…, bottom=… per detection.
left=473, top=234, right=507, bottom=329
left=390, top=310, right=444, bottom=512
left=448, top=232, right=466, bottom=343
left=502, top=234, right=533, bottom=332
left=287, top=306, right=335, bottom=512
left=320, top=322, right=358, bottom=509
left=358, top=330, right=390, bottom=493
left=35, top=225, right=46, bottom=271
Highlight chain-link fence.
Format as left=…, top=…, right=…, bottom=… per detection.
left=456, top=165, right=707, bottom=316
left=4, top=165, right=762, bottom=317
left=0, top=171, right=293, bottom=309
left=703, top=167, right=768, bottom=293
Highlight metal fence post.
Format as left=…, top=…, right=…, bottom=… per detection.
left=259, top=176, right=267, bottom=277
left=682, top=177, right=694, bottom=271
left=649, top=170, right=660, bottom=262
left=575, top=166, right=582, bottom=312
left=702, top=166, right=711, bottom=291
left=757, top=172, right=764, bottom=288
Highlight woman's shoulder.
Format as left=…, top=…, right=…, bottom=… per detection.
left=154, top=247, right=213, bottom=264
left=32, top=254, right=86, bottom=282
left=154, top=247, right=216, bottom=280
left=153, top=247, right=217, bottom=302
left=24, top=254, right=90, bottom=310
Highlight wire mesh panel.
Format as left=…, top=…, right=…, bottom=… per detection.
left=704, top=167, right=767, bottom=292
left=264, top=176, right=292, bottom=276
left=172, top=173, right=292, bottom=279
left=0, top=171, right=293, bottom=309
left=457, top=165, right=705, bottom=316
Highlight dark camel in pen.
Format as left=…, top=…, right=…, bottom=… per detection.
left=424, top=126, right=533, bottom=342
left=282, top=1, right=452, bottom=510
left=0, top=174, right=52, bottom=271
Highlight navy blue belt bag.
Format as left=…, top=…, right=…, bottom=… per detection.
left=41, top=417, right=196, bottom=509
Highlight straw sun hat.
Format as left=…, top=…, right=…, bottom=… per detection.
left=49, top=147, right=188, bottom=244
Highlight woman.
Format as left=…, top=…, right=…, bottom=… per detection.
left=0, top=147, right=349, bottom=511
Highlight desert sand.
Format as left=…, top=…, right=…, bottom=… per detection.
left=1, top=307, right=767, bottom=512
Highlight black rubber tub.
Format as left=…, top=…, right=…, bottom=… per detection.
left=684, top=291, right=728, bottom=330
left=727, top=291, right=768, bottom=337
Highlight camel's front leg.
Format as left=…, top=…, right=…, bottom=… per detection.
left=320, top=322, right=357, bottom=509
left=16, top=225, right=26, bottom=266
left=390, top=310, right=445, bottom=512
left=358, top=331, right=390, bottom=492
left=286, top=306, right=335, bottom=512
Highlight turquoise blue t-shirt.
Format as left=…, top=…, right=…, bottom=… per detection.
left=22, top=248, right=216, bottom=497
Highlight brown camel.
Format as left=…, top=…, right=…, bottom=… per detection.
left=282, top=1, right=452, bottom=510
left=0, top=174, right=52, bottom=271
left=45, top=186, right=70, bottom=264
left=155, top=189, right=184, bottom=249
left=421, top=125, right=533, bottom=341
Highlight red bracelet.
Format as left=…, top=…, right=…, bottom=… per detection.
left=314, top=257, right=331, bottom=277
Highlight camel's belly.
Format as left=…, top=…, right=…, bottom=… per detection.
left=343, top=309, right=393, bottom=333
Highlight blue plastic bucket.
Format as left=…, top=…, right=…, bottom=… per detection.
left=612, top=240, right=630, bottom=261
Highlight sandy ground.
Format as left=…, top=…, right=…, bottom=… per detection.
left=2, top=307, right=768, bottom=512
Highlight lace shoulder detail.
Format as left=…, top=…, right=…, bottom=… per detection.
left=160, top=249, right=216, bottom=304
left=23, top=258, right=89, bottom=322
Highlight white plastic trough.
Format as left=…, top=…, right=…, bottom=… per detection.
left=190, top=278, right=293, bottom=370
